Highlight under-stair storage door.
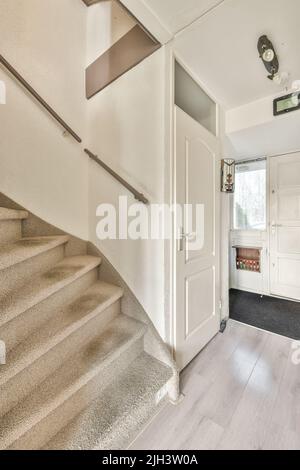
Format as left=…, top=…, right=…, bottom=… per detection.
left=270, top=152, right=300, bottom=300
left=175, top=106, right=220, bottom=371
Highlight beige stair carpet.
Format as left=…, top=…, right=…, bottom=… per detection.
left=0, top=206, right=173, bottom=449
left=0, top=208, right=28, bottom=246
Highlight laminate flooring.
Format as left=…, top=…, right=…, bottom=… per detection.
left=130, top=320, right=300, bottom=450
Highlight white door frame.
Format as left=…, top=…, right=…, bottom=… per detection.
left=167, top=51, right=221, bottom=359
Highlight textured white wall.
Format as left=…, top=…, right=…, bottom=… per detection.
left=86, top=2, right=167, bottom=338
left=0, top=0, right=89, bottom=239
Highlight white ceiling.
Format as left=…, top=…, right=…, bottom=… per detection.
left=144, top=0, right=300, bottom=109
left=141, top=0, right=223, bottom=35
left=225, top=112, right=300, bottom=160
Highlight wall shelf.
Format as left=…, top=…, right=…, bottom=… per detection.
left=233, top=246, right=262, bottom=273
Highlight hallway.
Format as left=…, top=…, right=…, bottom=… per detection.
left=131, top=321, right=300, bottom=450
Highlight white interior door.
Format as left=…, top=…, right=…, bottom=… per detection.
left=270, top=152, right=300, bottom=301
left=175, top=106, right=220, bottom=371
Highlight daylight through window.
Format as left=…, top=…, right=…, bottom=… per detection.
left=233, top=159, right=267, bottom=231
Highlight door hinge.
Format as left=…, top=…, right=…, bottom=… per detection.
left=220, top=319, right=227, bottom=333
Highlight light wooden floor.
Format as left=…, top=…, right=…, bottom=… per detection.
left=131, top=320, right=300, bottom=450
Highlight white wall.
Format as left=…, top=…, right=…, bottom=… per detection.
left=86, top=0, right=136, bottom=66
left=226, top=95, right=300, bottom=159
left=86, top=2, right=167, bottom=338
left=0, top=0, right=89, bottom=239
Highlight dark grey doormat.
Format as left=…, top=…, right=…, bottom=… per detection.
left=230, top=289, right=300, bottom=340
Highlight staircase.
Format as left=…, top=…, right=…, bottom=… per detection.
left=0, top=206, right=172, bottom=450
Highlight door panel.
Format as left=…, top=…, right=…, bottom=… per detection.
left=270, top=153, right=300, bottom=300
left=185, top=267, right=215, bottom=338
left=278, top=258, right=300, bottom=287
left=278, top=227, right=300, bottom=254
left=277, top=161, right=300, bottom=187
left=185, top=138, right=214, bottom=263
left=175, top=106, right=220, bottom=370
left=278, top=190, right=300, bottom=221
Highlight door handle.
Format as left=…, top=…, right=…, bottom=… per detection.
left=184, top=232, right=197, bottom=241
left=271, top=222, right=283, bottom=234
left=178, top=229, right=196, bottom=251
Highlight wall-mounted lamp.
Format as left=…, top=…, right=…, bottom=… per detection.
left=257, top=35, right=279, bottom=81
left=221, top=159, right=235, bottom=193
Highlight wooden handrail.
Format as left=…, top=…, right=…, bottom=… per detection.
left=0, top=54, right=82, bottom=143
left=84, top=149, right=149, bottom=204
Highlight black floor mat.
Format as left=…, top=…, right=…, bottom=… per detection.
left=230, top=289, right=300, bottom=340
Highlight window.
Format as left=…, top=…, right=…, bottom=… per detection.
left=175, top=61, right=217, bottom=135
left=233, top=159, right=267, bottom=231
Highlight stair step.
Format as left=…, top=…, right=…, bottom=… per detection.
left=0, top=281, right=123, bottom=416
left=0, top=207, right=28, bottom=221
left=0, top=236, right=69, bottom=272
left=0, top=208, right=28, bottom=246
left=0, top=315, right=146, bottom=450
left=44, top=353, right=173, bottom=450
left=0, top=235, right=70, bottom=301
left=0, top=220, right=22, bottom=247
left=0, top=256, right=102, bottom=331
left=0, top=256, right=101, bottom=352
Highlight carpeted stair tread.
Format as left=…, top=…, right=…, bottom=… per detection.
left=0, top=236, right=69, bottom=271
left=0, top=282, right=124, bottom=388
left=44, top=353, right=173, bottom=450
left=0, top=203, right=175, bottom=450
left=0, top=207, right=28, bottom=221
left=0, top=255, right=101, bottom=328
left=0, top=315, right=146, bottom=449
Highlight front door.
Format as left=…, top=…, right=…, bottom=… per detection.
left=175, top=106, right=220, bottom=371
left=270, top=152, right=300, bottom=301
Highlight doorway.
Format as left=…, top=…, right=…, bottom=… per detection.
left=270, top=153, right=300, bottom=300
left=173, top=60, right=220, bottom=371
left=229, top=152, right=300, bottom=340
